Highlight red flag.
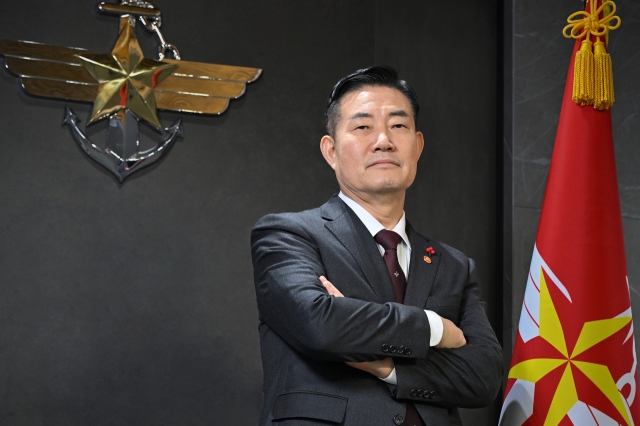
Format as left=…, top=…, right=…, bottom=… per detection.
left=500, top=3, right=638, bottom=425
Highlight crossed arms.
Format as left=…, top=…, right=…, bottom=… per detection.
left=320, top=275, right=466, bottom=380
left=251, top=213, right=503, bottom=408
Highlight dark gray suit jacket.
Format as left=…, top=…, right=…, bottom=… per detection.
left=251, top=196, right=502, bottom=426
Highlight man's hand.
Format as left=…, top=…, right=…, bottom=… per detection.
left=320, top=276, right=344, bottom=297
left=321, top=275, right=466, bottom=350
left=436, top=317, right=467, bottom=349
left=346, top=357, right=395, bottom=379
left=319, top=276, right=395, bottom=378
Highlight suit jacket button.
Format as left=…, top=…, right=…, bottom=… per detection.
left=416, top=389, right=424, bottom=397
left=429, top=391, right=437, bottom=399
left=393, top=414, right=405, bottom=425
left=398, top=346, right=405, bottom=354
left=382, top=344, right=390, bottom=353
left=404, top=347, right=412, bottom=355
left=389, top=345, right=397, bottom=353
left=410, top=388, right=418, bottom=397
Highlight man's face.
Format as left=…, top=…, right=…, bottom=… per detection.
left=321, top=86, right=424, bottom=200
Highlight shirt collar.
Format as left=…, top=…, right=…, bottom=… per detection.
left=338, top=192, right=410, bottom=248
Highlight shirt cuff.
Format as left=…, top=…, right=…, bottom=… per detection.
left=425, top=309, right=443, bottom=346
left=380, top=367, right=397, bottom=385
left=378, top=311, right=441, bottom=387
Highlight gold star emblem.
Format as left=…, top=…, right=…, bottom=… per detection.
left=0, top=2, right=261, bottom=181
left=508, top=268, right=632, bottom=425
left=75, top=17, right=177, bottom=129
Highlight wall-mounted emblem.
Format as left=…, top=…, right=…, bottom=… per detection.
left=0, top=1, right=261, bottom=181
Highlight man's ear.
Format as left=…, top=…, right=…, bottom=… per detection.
left=320, top=135, right=337, bottom=170
left=415, top=131, right=425, bottom=159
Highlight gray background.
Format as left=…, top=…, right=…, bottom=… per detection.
left=0, top=0, right=636, bottom=425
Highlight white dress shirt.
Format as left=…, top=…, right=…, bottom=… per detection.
left=338, top=192, right=443, bottom=385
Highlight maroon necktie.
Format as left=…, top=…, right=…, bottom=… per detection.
left=374, top=230, right=407, bottom=303
left=374, top=230, right=425, bottom=426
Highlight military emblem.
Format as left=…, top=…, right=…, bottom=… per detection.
left=0, top=0, right=261, bottom=181
left=501, top=246, right=637, bottom=425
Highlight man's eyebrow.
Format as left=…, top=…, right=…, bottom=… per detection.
left=389, top=110, right=410, bottom=118
left=348, top=112, right=373, bottom=120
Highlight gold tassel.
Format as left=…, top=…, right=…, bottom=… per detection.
left=563, top=0, right=620, bottom=110
left=572, top=39, right=595, bottom=106
left=593, top=39, right=615, bottom=110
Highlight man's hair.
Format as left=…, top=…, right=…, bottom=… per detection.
left=324, top=66, right=420, bottom=138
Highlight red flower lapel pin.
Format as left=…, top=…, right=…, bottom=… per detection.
left=424, top=246, right=436, bottom=263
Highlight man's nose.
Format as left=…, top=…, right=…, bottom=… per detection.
left=373, top=130, right=394, bottom=151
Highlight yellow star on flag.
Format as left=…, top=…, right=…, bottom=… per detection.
left=508, top=268, right=632, bottom=425
left=75, top=17, right=177, bottom=129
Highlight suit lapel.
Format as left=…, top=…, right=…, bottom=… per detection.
left=404, top=223, right=440, bottom=308
left=322, top=197, right=396, bottom=303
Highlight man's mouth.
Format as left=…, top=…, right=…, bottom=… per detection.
left=369, top=159, right=399, bottom=167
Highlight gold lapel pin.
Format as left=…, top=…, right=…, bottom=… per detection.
left=424, top=255, right=432, bottom=264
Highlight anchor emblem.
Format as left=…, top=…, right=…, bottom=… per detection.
left=0, top=1, right=261, bottom=182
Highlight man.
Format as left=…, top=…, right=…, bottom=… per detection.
left=251, top=66, right=502, bottom=426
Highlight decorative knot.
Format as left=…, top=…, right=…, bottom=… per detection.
left=375, top=230, right=402, bottom=251
left=563, top=1, right=620, bottom=40
left=564, top=0, right=621, bottom=110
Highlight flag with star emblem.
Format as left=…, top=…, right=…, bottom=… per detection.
left=499, top=12, right=639, bottom=426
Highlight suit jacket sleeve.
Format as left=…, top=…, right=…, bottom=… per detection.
left=394, top=257, right=503, bottom=409
left=251, top=212, right=433, bottom=363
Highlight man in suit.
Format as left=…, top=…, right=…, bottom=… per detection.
left=251, top=66, right=502, bottom=426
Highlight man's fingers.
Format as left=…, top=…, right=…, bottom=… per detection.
left=345, top=357, right=394, bottom=379
left=436, top=317, right=466, bottom=349
left=319, top=276, right=344, bottom=297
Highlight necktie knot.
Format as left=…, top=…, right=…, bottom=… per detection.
left=375, top=229, right=402, bottom=251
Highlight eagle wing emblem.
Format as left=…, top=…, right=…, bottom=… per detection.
left=0, top=1, right=261, bottom=182
left=0, top=38, right=261, bottom=117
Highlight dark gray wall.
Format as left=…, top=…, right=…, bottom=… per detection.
left=0, top=1, right=498, bottom=424
left=503, top=0, right=640, bottom=386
